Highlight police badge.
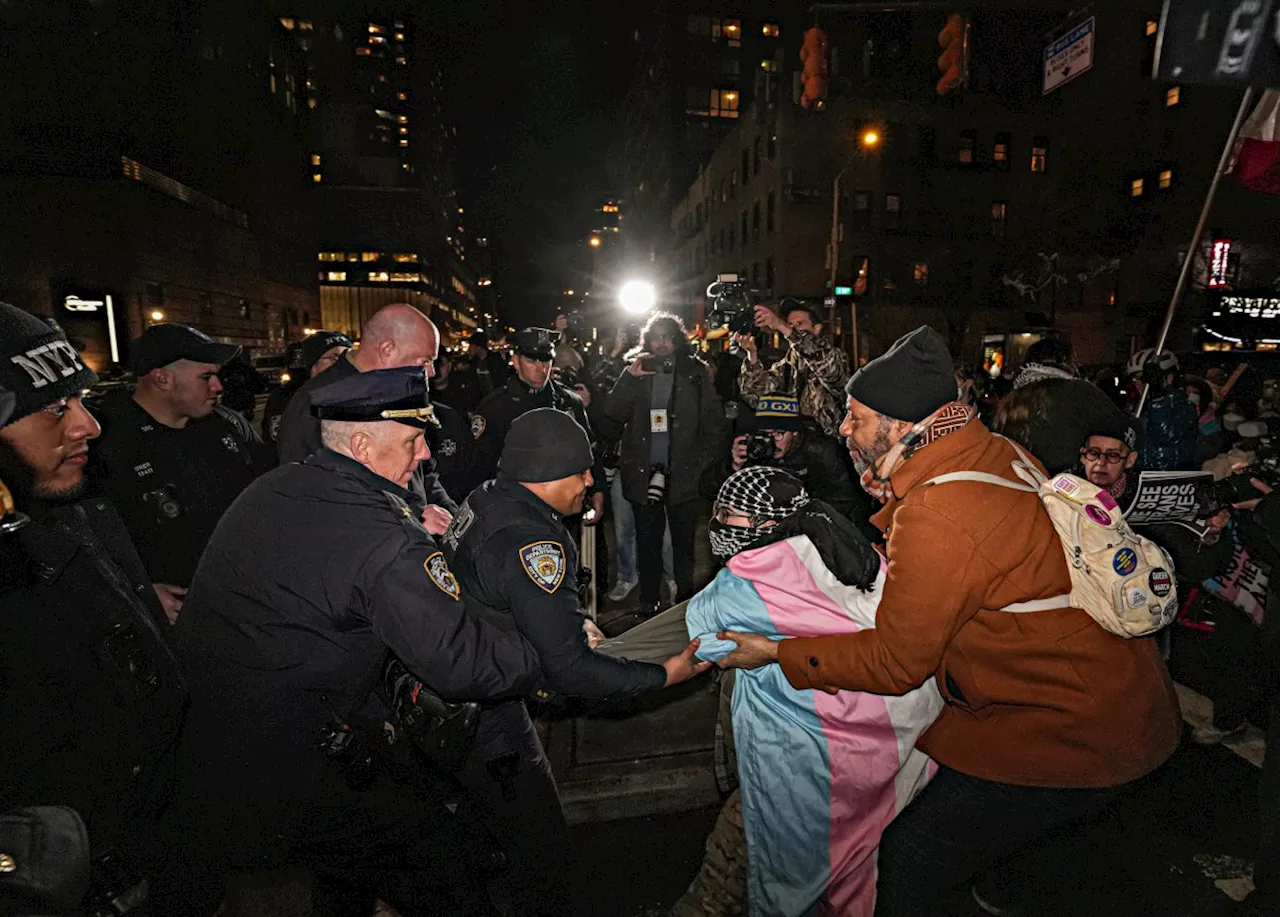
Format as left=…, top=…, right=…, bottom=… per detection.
left=519, top=541, right=565, bottom=594
left=424, top=551, right=461, bottom=600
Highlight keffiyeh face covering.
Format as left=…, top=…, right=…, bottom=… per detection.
left=709, top=466, right=810, bottom=561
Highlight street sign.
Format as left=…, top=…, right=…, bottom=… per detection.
left=833, top=285, right=853, bottom=296
left=824, top=296, right=837, bottom=307
left=1154, top=0, right=1280, bottom=87
left=1043, top=17, right=1095, bottom=94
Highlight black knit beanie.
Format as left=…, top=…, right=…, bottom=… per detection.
left=499, top=408, right=594, bottom=483
left=0, top=302, right=99, bottom=427
left=846, top=326, right=957, bottom=422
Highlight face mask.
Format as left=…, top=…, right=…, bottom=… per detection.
left=708, top=519, right=760, bottom=561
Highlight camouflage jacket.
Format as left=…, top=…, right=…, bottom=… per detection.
left=738, top=330, right=851, bottom=437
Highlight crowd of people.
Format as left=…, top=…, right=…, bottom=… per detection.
left=3, top=292, right=1280, bottom=917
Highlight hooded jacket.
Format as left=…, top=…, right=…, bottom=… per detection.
left=776, top=419, right=1181, bottom=789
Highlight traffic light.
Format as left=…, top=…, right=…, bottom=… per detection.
left=936, top=13, right=970, bottom=95
left=800, top=27, right=828, bottom=110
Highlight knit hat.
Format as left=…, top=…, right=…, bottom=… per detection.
left=846, top=326, right=957, bottom=422
left=499, top=408, right=593, bottom=483
left=0, top=387, right=13, bottom=427
left=299, top=330, right=352, bottom=372
left=0, top=302, right=99, bottom=427
left=754, top=393, right=802, bottom=432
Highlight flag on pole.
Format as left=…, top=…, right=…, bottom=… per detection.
left=1234, top=90, right=1280, bottom=194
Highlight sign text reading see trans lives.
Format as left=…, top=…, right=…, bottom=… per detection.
left=1044, top=17, right=1095, bottom=95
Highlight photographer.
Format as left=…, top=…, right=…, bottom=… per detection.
left=735, top=300, right=850, bottom=439
left=699, top=394, right=871, bottom=535
left=598, top=313, right=724, bottom=615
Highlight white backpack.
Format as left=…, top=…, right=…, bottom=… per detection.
left=926, top=436, right=1178, bottom=638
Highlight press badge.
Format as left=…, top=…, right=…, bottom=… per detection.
left=649, top=409, right=669, bottom=433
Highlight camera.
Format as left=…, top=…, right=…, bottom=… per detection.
left=562, top=311, right=586, bottom=336
left=706, top=274, right=764, bottom=336
left=647, top=464, right=668, bottom=504
left=1194, top=420, right=1280, bottom=516
left=743, top=430, right=777, bottom=467
left=555, top=366, right=582, bottom=388
left=639, top=355, right=675, bottom=373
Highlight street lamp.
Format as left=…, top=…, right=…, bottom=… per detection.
left=619, top=280, right=656, bottom=314
left=830, top=126, right=882, bottom=366
left=588, top=236, right=602, bottom=249
left=149, top=310, right=165, bottom=322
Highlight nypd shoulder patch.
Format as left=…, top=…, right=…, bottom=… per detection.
left=424, top=551, right=461, bottom=600
left=471, top=415, right=487, bottom=439
left=519, top=541, right=565, bottom=594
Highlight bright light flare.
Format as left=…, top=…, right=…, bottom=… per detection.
left=861, top=129, right=880, bottom=148
left=619, top=280, right=657, bottom=314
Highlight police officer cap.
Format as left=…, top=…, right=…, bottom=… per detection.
left=298, top=330, right=352, bottom=371
left=500, top=408, right=592, bottom=483
left=512, top=327, right=556, bottom=361
left=131, top=323, right=241, bottom=376
left=310, top=366, right=440, bottom=429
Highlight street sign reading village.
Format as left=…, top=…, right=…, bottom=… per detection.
left=1044, top=17, right=1095, bottom=95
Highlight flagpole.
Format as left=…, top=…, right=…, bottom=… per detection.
left=1136, top=85, right=1256, bottom=417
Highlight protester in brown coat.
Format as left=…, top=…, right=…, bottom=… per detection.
left=717, top=326, right=1181, bottom=917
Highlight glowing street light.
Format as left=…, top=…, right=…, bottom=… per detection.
left=860, top=129, right=880, bottom=148
left=588, top=236, right=602, bottom=248
left=619, top=280, right=656, bottom=314
left=149, top=310, right=165, bottom=322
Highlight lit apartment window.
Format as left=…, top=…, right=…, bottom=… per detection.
left=369, top=271, right=390, bottom=282
left=993, top=133, right=1009, bottom=166
left=298, top=21, right=312, bottom=31
left=279, top=17, right=295, bottom=29
left=308, top=97, right=317, bottom=109
left=362, top=252, right=381, bottom=262
left=1131, top=177, right=1145, bottom=197
left=1031, top=136, right=1048, bottom=173
left=397, top=115, right=408, bottom=124
left=370, top=35, right=386, bottom=45
left=1166, top=86, right=1181, bottom=106
left=991, top=201, right=1007, bottom=236
left=368, top=23, right=385, bottom=34
left=399, top=127, right=408, bottom=134
left=393, top=253, right=418, bottom=263
left=347, top=253, right=359, bottom=262
left=1146, top=20, right=1158, bottom=36
left=1159, top=169, right=1174, bottom=189
left=355, top=46, right=371, bottom=56
left=396, top=56, right=407, bottom=65
left=710, top=88, right=739, bottom=118
left=389, top=273, right=420, bottom=283
left=399, top=139, right=409, bottom=147
left=397, top=92, right=407, bottom=101
left=395, top=33, right=405, bottom=41
left=712, top=19, right=742, bottom=47
left=325, top=271, right=347, bottom=282
left=760, top=59, right=778, bottom=72
left=310, top=153, right=321, bottom=166
left=913, top=262, right=930, bottom=286
left=312, top=173, right=321, bottom=183
left=959, top=130, right=976, bottom=164
left=762, top=22, right=780, bottom=38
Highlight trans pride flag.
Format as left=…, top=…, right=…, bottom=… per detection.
left=687, top=534, right=942, bottom=917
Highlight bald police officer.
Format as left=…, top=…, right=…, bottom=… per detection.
left=154, top=367, right=546, bottom=915
left=470, top=328, right=605, bottom=520
left=444, top=407, right=709, bottom=915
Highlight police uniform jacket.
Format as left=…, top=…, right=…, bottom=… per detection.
left=261, top=376, right=304, bottom=447
left=445, top=476, right=666, bottom=703
left=0, top=498, right=185, bottom=862
left=428, top=400, right=474, bottom=506
left=88, top=391, right=272, bottom=588
left=276, top=354, right=458, bottom=510
left=470, top=376, right=605, bottom=494
left=173, top=449, right=545, bottom=831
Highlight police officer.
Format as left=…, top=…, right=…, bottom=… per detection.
left=0, top=304, right=186, bottom=912
left=88, top=323, right=274, bottom=623
left=444, top=407, right=709, bottom=915
left=153, top=366, right=547, bottom=915
left=428, top=397, right=474, bottom=505
left=260, top=329, right=351, bottom=448
left=470, top=327, right=605, bottom=521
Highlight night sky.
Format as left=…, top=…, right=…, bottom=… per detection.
left=437, top=1, right=642, bottom=321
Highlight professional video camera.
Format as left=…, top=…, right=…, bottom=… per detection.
left=1196, top=420, right=1280, bottom=515
left=706, top=273, right=766, bottom=336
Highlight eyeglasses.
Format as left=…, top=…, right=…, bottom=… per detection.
left=1080, top=447, right=1129, bottom=465
left=712, top=503, right=753, bottom=525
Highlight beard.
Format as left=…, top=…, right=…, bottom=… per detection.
left=848, top=415, right=896, bottom=475
left=32, top=475, right=89, bottom=503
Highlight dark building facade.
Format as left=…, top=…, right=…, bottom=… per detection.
left=0, top=0, right=320, bottom=373
left=663, top=2, right=1280, bottom=365
left=274, top=4, right=480, bottom=341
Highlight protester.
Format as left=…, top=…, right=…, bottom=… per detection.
left=715, top=326, right=1181, bottom=916
left=677, top=466, right=940, bottom=916
left=1011, top=337, right=1076, bottom=389
left=734, top=300, right=850, bottom=438
left=1127, top=348, right=1198, bottom=471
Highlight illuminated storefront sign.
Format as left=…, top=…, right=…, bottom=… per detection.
left=63, top=292, right=121, bottom=364
left=1208, top=239, right=1232, bottom=290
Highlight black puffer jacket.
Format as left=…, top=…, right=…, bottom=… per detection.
left=596, top=353, right=725, bottom=506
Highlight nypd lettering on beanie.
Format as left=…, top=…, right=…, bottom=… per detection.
left=0, top=301, right=98, bottom=425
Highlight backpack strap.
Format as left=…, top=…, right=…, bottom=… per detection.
left=1001, top=596, right=1072, bottom=613
left=925, top=470, right=1038, bottom=492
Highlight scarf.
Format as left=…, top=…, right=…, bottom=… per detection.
left=859, top=402, right=977, bottom=503
left=709, top=466, right=811, bottom=561
left=1013, top=363, right=1075, bottom=389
